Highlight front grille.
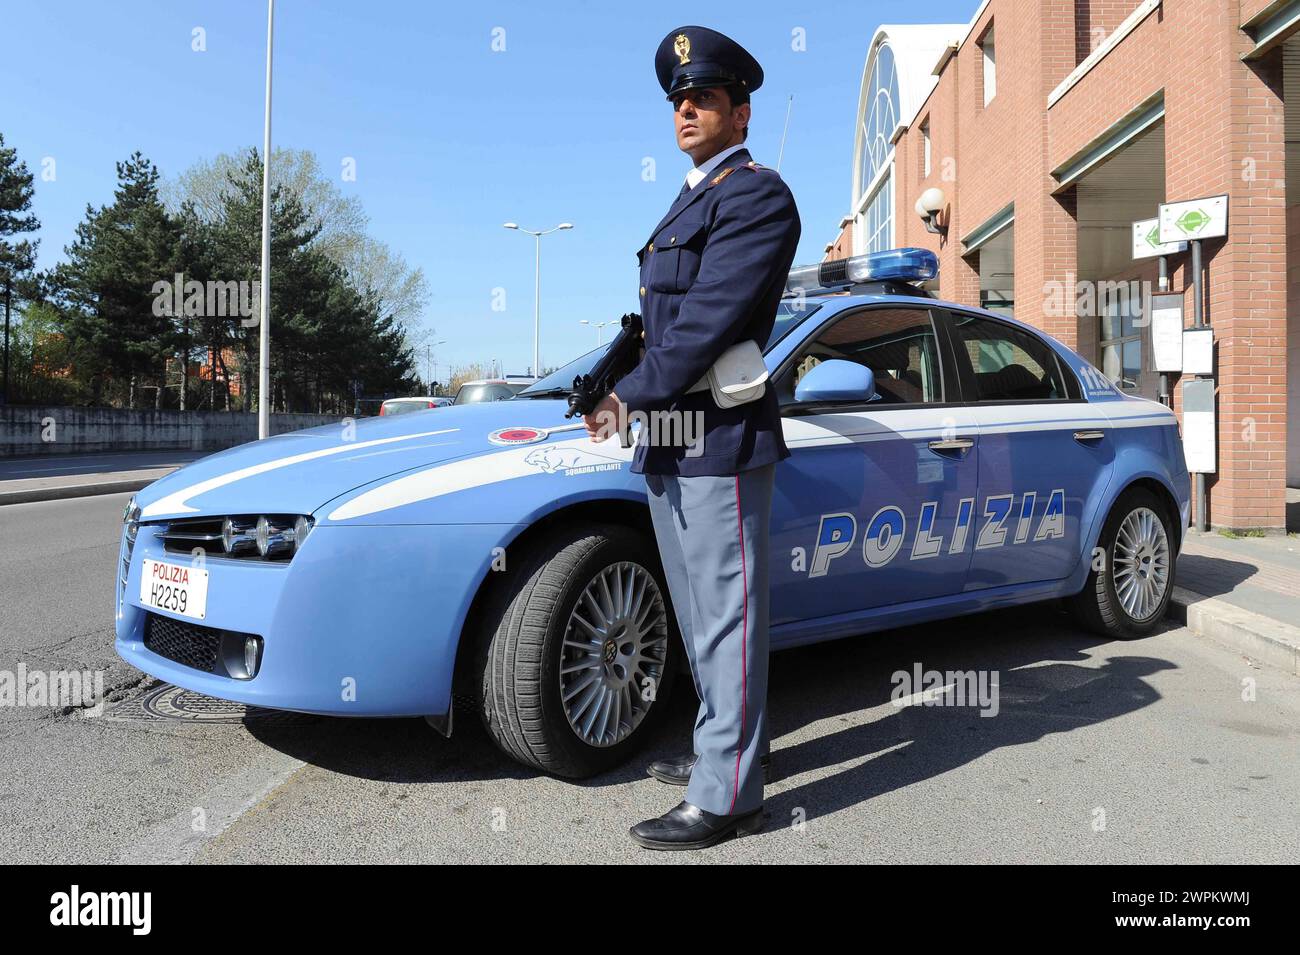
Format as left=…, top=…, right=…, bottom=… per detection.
left=160, top=517, right=226, bottom=557
left=142, top=613, right=262, bottom=679
left=144, top=613, right=223, bottom=673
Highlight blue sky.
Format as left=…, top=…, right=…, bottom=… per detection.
left=4, top=0, right=973, bottom=380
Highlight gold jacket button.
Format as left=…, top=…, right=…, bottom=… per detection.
left=647, top=243, right=654, bottom=252
left=670, top=235, right=677, bottom=244
left=640, top=286, right=646, bottom=296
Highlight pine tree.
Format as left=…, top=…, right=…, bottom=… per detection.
left=0, top=132, right=41, bottom=403
left=52, top=152, right=183, bottom=407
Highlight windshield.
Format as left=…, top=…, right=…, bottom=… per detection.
left=515, top=302, right=822, bottom=398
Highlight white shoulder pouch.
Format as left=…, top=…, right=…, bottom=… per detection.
left=687, top=339, right=769, bottom=408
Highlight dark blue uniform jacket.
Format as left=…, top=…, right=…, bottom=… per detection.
left=615, top=147, right=801, bottom=476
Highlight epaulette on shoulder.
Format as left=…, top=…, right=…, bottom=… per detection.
left=710, top=161, right=779, bottom=188
left=708, top=166, right=738, bottom=187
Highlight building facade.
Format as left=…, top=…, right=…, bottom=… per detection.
left=830, top=0, right=1300, bottom=532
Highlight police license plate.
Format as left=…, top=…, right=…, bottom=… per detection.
left=139, top=559, right=209, bottom=621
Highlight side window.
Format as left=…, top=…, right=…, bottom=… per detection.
left=949, top=312, right=1069, bottom=401
left=782, top=307, right=944, bottom=405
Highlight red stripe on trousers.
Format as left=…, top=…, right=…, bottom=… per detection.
left=730, top=474, right=748, bottom=815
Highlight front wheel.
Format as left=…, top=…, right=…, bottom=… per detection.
left=1067, top=487, right=1176, bottom=639
left=477, top=523, right=677, bottom=777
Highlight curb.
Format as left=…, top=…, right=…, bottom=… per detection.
left=1170, top=585, right=1300, bottom=675
left=0, top=478, right=156, bottom=508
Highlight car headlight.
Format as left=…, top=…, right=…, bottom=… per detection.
left=221, top=517, right=258, bottom=556
left=166, top=514, right=313, bottom=561
left=119, top=496, right=142, bottom=602
left=255, top=516, right=295, bottom=558
left=122, top=496, right=141, bottom=543
left=293, top=515, right=313, bottom=549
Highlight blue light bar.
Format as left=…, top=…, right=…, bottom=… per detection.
left=786, top=247, right=939, bottom=294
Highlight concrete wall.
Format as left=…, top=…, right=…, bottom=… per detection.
left=0, top=406, right=347, bottom=457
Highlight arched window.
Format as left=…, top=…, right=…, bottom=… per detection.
left=855, top=40, right=899, bottom=254
left=858, top=42, right=899, bottom=195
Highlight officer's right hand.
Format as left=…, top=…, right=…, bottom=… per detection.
left=583, top=392, right=623, bottom=442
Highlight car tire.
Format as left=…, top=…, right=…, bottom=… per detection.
left=477, top=522, right=677, bottom=778
left=1067, top=487, right=1177, bottom=640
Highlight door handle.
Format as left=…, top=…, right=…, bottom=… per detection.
left=1073, top=429, right=1105, bottom=442
left=928, top=437, right=975, bottom=452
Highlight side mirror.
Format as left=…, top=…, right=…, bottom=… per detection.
left=793, top=359, right=877, bottom=403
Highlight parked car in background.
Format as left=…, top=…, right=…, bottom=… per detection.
left=379, top=397, right=453, bottom=416
left=453, top=379, right=531, bottom=405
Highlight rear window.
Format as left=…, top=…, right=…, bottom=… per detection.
left=949, top=313, right=1070, bottom=401
left=381, top=401, right=427, bottom=416
left=454, top=384, right=515, bottom=404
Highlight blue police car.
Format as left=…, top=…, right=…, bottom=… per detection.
left=115, top=248, right=1189, bottom=777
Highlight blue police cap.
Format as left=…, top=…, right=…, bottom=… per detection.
left=655, top=26, right=763, bottom=99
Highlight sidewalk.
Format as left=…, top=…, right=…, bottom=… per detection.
left=0, top=450, right=206, bottom=506
left=1172, top=496, right=1300, bottom=675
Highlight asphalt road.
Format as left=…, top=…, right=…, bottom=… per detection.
left=1, top=493, right=1297, bottom=864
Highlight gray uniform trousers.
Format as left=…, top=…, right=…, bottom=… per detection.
left=644, top=463, right=775, bottom=816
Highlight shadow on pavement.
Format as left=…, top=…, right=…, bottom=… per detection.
left=1172, top=551, right=1260, bottom=599
left=240, top=604, right=1179, bottom=813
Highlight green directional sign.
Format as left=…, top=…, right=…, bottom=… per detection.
left=1132, top=217, right=1186, bottom=259
left=1175, top=208, right=1212, bottom=235
left=1158, top=195, right=1228, bottom=244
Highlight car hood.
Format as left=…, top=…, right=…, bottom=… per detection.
left=135, top=400, right=580, bottom=521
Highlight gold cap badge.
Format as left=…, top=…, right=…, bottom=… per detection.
left=674, top=33, right=691, bottom=65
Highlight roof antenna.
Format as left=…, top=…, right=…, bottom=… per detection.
left=776, top=94, right=793, bottom=172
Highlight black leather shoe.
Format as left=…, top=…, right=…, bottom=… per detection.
left=629, top=800, right=765, bottom=851
left=647, top=752, right=771, bottom=786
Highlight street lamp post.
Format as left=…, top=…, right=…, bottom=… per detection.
left=503, top=222, right=572, bottom=379
left=426, top=339, right=446, bottom=393
left=580, top=319, right=614, bottom=345
left=257, top=0, right=275, bottom=439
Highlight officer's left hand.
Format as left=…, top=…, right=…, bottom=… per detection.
left=583, top=392, right=623, bottom=443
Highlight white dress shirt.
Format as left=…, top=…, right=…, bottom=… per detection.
left=684, top=143, right=747, bottom=191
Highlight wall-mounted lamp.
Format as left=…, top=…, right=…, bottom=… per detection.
left=914, top=187, right=947, bottom=236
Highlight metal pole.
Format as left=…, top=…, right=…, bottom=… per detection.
left=1191, top=238, right=1206, bottom=532
left=1191, top=240, right=1202, bottom=327
left=257, top=0, right=275, bottom=439
left=2, top=280, right=10, bottom=405
left=1157, top=256, right=1169, bottom=407
left=533, top=233, right=541, bottom=379
left=776, top=94, right=793, bottom=173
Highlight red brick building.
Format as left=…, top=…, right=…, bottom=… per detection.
left=828, top=1, right=1300, bottom=531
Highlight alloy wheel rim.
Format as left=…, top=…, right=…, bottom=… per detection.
left=1112, top=506, right=1170, bottom=622
left=559, top=561, right=668, bottom=747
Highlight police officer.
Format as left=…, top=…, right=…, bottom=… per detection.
left=582, top=25, right=801, bottom=850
